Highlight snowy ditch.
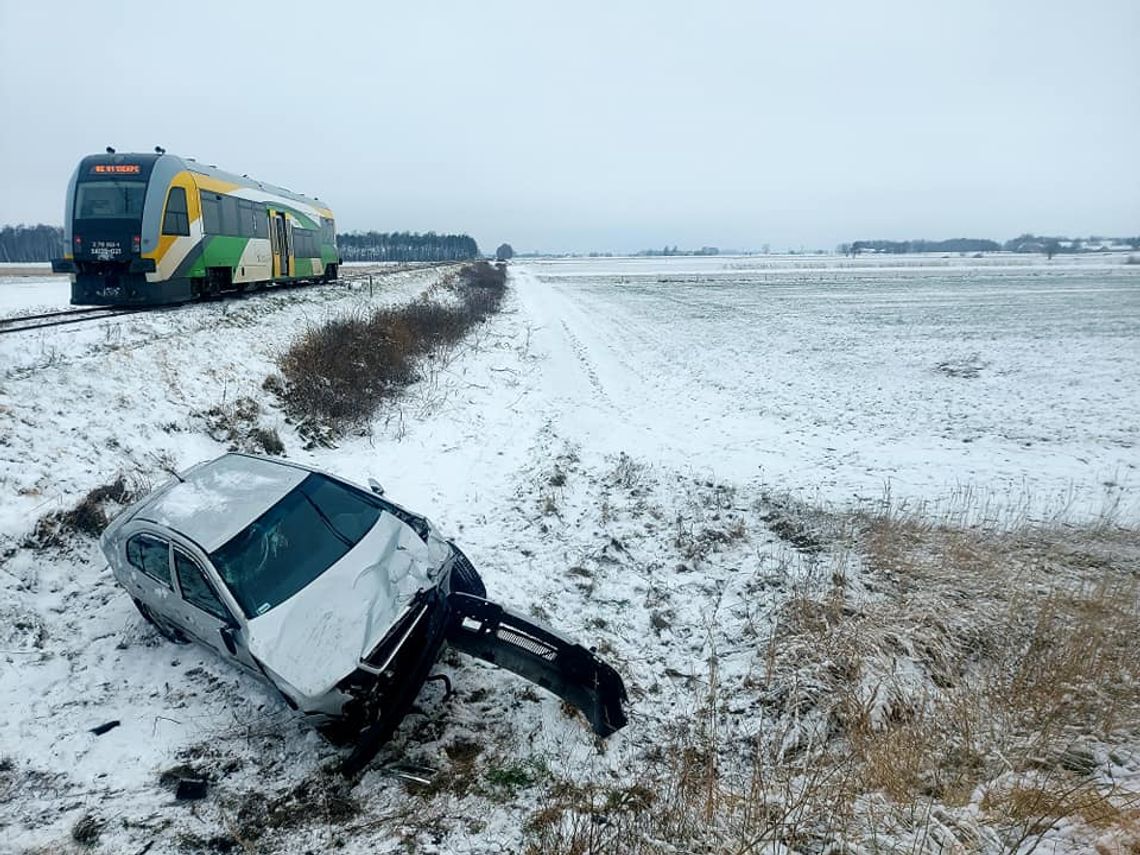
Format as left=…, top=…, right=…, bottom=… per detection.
left=0, top=255, right=1138, bottom=853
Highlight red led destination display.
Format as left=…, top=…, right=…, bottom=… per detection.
left=90, top=164, right=141, bottom=175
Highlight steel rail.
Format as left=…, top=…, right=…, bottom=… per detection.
left=0, top=308, right=144, bottom=336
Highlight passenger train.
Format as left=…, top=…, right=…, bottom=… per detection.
left=52, top=150, right=339, bottom=305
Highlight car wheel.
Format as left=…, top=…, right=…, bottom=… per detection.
left=449, top=547, right=486, bottom=598
left=132, top=597, right=189, bottom=645
left=318, top=718, right=362, bottom=747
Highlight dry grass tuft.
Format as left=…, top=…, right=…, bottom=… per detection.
left=198, top=395, right=286, bottom=456
left=23, top=474, right=140, bottom=548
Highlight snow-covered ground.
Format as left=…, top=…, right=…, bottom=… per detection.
left=519, top=253, right=1139, bottom=521
left=0, top=274, right=70, bottom=317
left=1, top=255, right=1137, bottom=852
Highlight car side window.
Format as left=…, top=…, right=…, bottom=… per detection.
left=126, top=534, right=171, bottom=586
left=174, top=550, right=230, bottom=623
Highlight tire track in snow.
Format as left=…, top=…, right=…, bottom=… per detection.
left=559, top=318, right=612, bottom=406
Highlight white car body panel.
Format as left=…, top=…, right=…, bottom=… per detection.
left=246, top=512, right=451, bottom=699
left=138, top=456, right=307, bottom=552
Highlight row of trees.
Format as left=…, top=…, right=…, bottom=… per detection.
left=635, top=245, right=721, bottom=256
left=1002, top=233, right=1140, bottom=254
left=0, top=225, right=482, bottom=264
left=337, top=231, right=479, bottom=262
left=841, top=238, right=1001, bottom=255
left=841, top=234, right=1140, bottom=257
left=0, top=225, right=64, bottom=262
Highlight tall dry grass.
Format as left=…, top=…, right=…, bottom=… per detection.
left=525, top=499, right=1140, bottom=853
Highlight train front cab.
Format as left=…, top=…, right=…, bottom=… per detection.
left=53, top=153, right=198, bottom=306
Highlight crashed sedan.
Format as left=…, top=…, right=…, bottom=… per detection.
left=101, top=453, right=627, bottom=774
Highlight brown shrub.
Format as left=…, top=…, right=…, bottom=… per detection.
left=276, top=262, right=507, bottom=431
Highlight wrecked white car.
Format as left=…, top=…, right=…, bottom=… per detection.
left=101, top=453, right=627, bottom=774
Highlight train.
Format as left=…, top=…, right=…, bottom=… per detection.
left=51, top=150, right=340, bottom=305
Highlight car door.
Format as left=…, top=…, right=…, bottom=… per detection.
left=169, top=546, right=257, bottom=672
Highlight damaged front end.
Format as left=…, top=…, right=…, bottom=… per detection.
left=336, top=587, right=629, bottom=777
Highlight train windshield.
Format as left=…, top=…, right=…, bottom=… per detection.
left=75, top=180, right=147, bottom=219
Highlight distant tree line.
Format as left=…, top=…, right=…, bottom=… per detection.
left=842, top=238, right=1000, bottom=255
left=337, top=231, right=479, bottom=262
left=0, top=225, right=482, bottom=263
left=0, top=225, right=64, bottom=262
left=840, top=234, right=1140, bottom=257
left=636, top=245, right=720, bottom=257
left=1001, top=233, right=1140, bottom=254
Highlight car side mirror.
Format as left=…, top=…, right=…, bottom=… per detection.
left=220, top=626, right=238, bottom=656
left=368, top=478, right=385, bottom=496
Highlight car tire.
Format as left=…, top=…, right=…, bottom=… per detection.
left=318, top=718, right=362, bottom=747
left=449, top=547, right=486, bottom=599
left=133, top=597, right=189, bottom=645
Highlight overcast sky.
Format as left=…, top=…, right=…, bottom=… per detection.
left=1, top=0, right=1136, bottom=253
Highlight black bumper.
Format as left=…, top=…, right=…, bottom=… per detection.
left=446, top=592, right=628, bottom=738
left=339, top=590, right=629, bottom=777
left=71, top=272, right=192, bottom=306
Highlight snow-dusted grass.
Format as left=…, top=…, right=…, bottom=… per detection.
left=515, top=480, right=1140, bottom=854
left=1, top=255, right=1138, bottom=853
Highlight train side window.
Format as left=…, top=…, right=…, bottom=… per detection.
left=161, top=187, right=190, bottom=236
left=236, top=199, right=249, bottom=237
left=220, top=196, right=239, bottom=236
left=254, top=206, right=269, bottom=239
left=201, top=193, right=221, bottom=234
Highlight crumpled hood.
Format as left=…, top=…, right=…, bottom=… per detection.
left=245, top=512, right=450, bottom=699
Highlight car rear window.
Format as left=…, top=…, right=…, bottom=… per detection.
left=208, top=474, right=382, bottom=618
left=127, top=534, right=171, bottom=586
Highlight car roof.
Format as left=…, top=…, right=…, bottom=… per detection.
left=135, top=454, right=309, bottom=552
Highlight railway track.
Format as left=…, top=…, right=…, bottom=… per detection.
left=0, top=306, right=147, bottom=336
left=0, top=261, right=464, bottom=336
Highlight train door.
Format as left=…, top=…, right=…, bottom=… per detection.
left=268, top=208, right=281, bottom=277
left=273, top=212, right=290, bottom=277
left=281, top=214, right=293, bottom=276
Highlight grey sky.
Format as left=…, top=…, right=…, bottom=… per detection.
left=1, top=0, right=1136, bottom=253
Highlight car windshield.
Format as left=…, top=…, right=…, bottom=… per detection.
left=209, top=473, right=382, bottom=618
left=75, top=180, right=147, bottom=219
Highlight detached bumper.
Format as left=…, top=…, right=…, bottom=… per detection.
left=446, top=592, right=628, bottom=737
left=339, top=590, right=629, bottom=777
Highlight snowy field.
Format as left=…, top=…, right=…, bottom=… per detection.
left=520, top=253, right=1139, bottom=522
left=0, top=273, right=69, bottom=316
left=1, top=255, right=1138, bottom=853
